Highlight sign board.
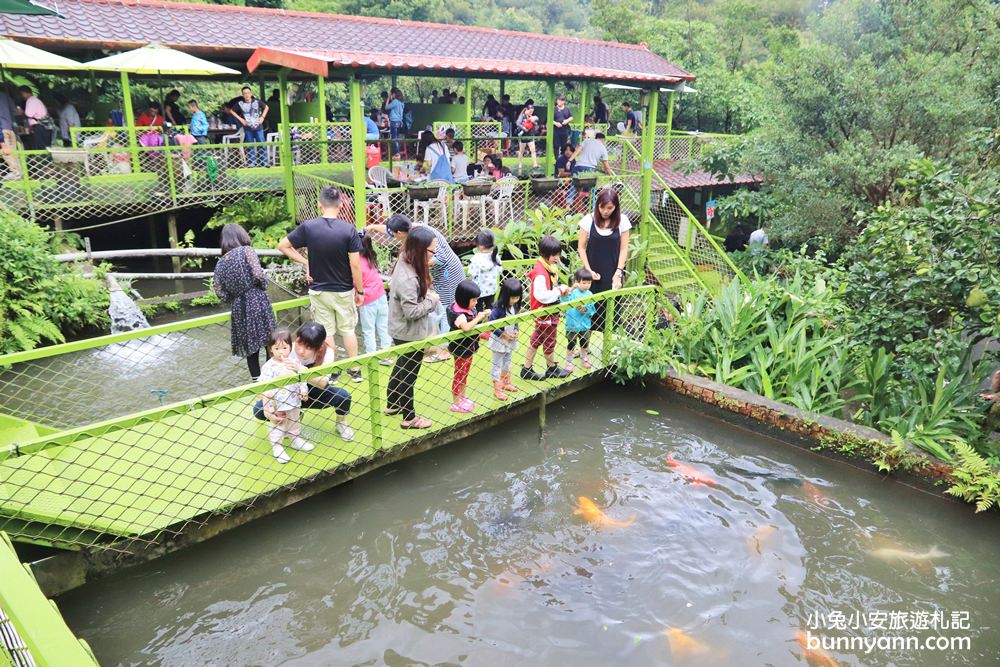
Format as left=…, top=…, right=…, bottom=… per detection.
left=705, top=199, right=717, bottom=221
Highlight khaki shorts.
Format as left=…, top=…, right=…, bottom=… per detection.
left=309, top=289, right=357, bottom=337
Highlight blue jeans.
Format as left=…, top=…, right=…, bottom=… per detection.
left=568, top=165, right=596, bottom=204
left=358, top=294, right=391, bottom=354
left=253, top=383, right=351, bottom=420
left=244, top=126, right=266, bottom=167
left=389, top=121, right=402, bottom=155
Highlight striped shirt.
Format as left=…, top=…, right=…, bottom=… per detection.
left=424, top=225, right=463, bottom=308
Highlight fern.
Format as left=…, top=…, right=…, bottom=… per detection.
left=945, top=440, right=1000, bottom=512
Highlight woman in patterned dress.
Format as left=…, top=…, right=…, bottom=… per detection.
left=214, top=224, right=276, bottom=379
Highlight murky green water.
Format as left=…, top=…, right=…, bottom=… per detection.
left=58, top=386, right=1000, bottom=666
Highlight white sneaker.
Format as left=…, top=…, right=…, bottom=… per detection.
left=337, top=422, right=355, bottom=441
left=272, top=444, right=290, bottom=463
left=290, top=437, right=314, bottom=452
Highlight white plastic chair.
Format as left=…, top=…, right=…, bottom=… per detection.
left=81, top=134, right=110, bottom=176
left=413, top=181, right=449, bottom=227
left=368, top=165, right=394, bottom=218
left=265, top=131, right=281, bottom=165
left=453, top=188, right=488, bottom=233
left=487, top=176, right=518, bottom=226
left=222, top=128, right=245, bottom=167
left=616, top=121, right=627, bottom=134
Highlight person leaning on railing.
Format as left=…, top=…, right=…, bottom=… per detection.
left=386, top=226, right=440, bottom=429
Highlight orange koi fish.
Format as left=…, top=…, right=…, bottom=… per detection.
left=666, top=453, right=719, bottom=487
left=747, top=525, right=777, bottom=556
left=796, top=630, right=841, bottom=667
left=574, top=496, right=636, bottom=528
left=663, top=627, right=729, bottom=661
left=801, top=481, right=829, bottom=508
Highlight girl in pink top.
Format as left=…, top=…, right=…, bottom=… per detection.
left=357, top=233, right=393, bottom=362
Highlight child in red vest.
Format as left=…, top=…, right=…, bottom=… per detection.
left=521, top=235, right=570, bottom=380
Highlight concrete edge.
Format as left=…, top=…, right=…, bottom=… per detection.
left=657, top=371, right=958, bottom=497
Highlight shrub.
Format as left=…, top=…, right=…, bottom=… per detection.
left=0, top=211, right=109, bottom=354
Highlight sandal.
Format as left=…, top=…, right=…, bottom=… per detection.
left=401, top=417, right=433, bottom=429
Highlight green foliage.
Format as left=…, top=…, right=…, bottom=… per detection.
left=945, top=440, right=1000, bottom=513
left=490, top=204, right=581, bottom=260
left=0, top=211, right=109, bottom=354
left=839, top=161, right=1000, bottom=350
left=206, top=195, right=296, bottom=249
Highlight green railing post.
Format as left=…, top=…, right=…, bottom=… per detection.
left=639, top=89, right=659, bottom=275
left=278, top=69, right=296, bottom=219
left=163, top=143, right=178, bottom=205
left=663, top=90, right=676, bottom=158
left=317, top=75, right=328, bottom=166
left=545, top=80, right=555, bottom=177
left=578, top=80, right=588, bottom=134
left=349, top=75, right=367, bottom=228
left=602, top=295, right=617, bottom=366
left=366, top=356, right=383, bottom=451
left=120, top=71, right=141, bottom=174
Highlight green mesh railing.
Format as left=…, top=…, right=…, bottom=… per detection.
left=0, top=286, right=657, bottom=553
left=649, top=169, right=746, bottom=293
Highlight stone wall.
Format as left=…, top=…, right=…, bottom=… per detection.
left=658, top=372, right=958, bottom=497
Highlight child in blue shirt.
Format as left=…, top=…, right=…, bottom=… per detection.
left=188, top=99, right=208, bottom=144
left=562, top=268, right=596, bottom=373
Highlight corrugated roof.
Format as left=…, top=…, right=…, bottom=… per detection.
left=0, top=0, right=694, bottom=84
left=654, top=161, right=759, bottom=190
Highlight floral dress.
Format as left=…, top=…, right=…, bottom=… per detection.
left=214, top=245, right=276, bottom=357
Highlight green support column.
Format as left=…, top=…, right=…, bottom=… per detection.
left=120, top=71, right=140, bottom=173
left=465, top=78, right=474, bottom=157
left=578, top=80, right=589, bottom=134
left=278, top=69, right=296, bottom=219
left=638, top=88, right=659, bottom=273
left=663, top=89, right=676, bottom=158
left=544, top=80, right=555, bottom=177
left=317, top=75, right=328, bottom=165
left=349, top=75, right=367, bottom=228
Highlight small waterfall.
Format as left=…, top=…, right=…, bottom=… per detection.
left=106, top=275, right=150, bottom=334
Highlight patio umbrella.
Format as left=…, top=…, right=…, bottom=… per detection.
left=85, top=43, right=240, bottom=77
left=0, top=36, right=81, bottom=70
left=0, top=0, right=62, bottom=16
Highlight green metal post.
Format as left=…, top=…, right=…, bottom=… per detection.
left=349, top=76, right=367, bottom=228
left=601, top=295, right=616, bottom=366
left=639, top=89, right=659, bottom=273
left=545, top=80, right=555, bottom=177
left=278, top=69, right=296, bottom=219
left=465, top=77, right=473, bottom=155
left=663, top=90, right=676, bottom=159
left=120, top=71, right=140, bottom=174
left=578, top=80, right=589, bottom=133
left=317, top=75, right=328, bottom=165
left=366, top=357, right=383, bottom=451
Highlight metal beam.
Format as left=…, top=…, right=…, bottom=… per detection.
left=278, top=69, right=296, bottom=219
left=119, top=70, right=140, bottom=174
left=545, top=80, right=555, bottom=177
left=639, top=89, right=659, bottom=272
left=349, top=76, right=367, bottom=228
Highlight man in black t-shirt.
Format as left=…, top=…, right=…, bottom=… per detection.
left=278, top=187, right=365, bottom=382
left=552, top=94, right=574, bottom=152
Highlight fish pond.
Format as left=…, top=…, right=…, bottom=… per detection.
left=58, top=385, right=1000, bottom=666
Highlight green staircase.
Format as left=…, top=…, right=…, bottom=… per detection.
left=0, top=533, right=97, bottom=666
left=644, top=174, right=746, bottom=297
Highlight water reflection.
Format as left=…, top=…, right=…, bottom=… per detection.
left=59, top=387, right=1000, bottom=666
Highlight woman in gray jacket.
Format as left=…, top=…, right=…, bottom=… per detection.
left=387, top=226, right=440, bottom=428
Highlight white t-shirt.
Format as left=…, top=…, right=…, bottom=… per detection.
left=579, top=213, right=632, bottom=237
left=451, top=153, right=469, bottom=182
left=749, top=228, right=769, bottom=246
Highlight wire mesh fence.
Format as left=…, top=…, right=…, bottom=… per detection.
left=0, top=287, right=658, bottom=554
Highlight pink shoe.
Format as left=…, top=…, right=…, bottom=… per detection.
left=450, top=400, right=473, bottom=413
left=565, top=362, right=574, bottom=374
left=581, top=358, right=593, bottom=369
left=462, top=397, right=475, bottom=410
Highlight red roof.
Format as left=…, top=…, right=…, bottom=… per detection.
left=654, top=161, right=759, bottom=190
left=0, top=0, right=694, bottom=84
